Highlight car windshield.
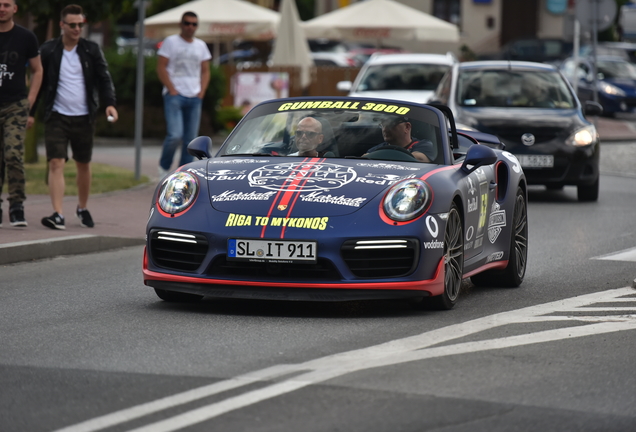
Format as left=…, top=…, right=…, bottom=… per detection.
left=457, top=69, right=576, bottom=109
left=597, top=60, right=636, bottom=79
left=218, top=99, right=445, bottom=164
left=356, top=64, right=451, bottom=91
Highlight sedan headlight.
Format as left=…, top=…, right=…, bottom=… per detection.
left=383, top=179, right=432, bottom=221
left=158, top=171, right=199, bottom=214
left=598, top=82, right=625, bottom=97
left=566, top=124, right=597, bottom=147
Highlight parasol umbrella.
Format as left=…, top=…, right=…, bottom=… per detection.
left=270, top=0, right=314, bottom=89
left=302, top=0, right=459, bottom=51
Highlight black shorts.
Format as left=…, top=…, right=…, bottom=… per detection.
left=44, top=112, right=95, bottom=163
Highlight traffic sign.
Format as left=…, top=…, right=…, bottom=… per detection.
left=575, top=0, right=617, bottom=32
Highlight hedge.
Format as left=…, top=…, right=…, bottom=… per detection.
left=96, top=49, right=228, bottom=139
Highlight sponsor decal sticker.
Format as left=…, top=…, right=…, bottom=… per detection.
left=355, top=173, right=415, bottom=185
left=213, top=159, right=270, bottom=164
left=277, top=100, right=411, bottom=116
left=356, top=162, right=418, bottom=171
left=225, top=213, right=329, bottom=230
left=300, top=191, right=367, bottom=207
left=423, top=240, right=444, bottom=249
left=426, top=215, right=439, bottom=238
left=486, top=251, right=505, bottom=263
left=249, top=162, right=356, bottom=192
left=503, top=151, right=522, bottom=173
left=211, top=190, right=277, bottom=202
left=488, top=202, right=507, bottom=244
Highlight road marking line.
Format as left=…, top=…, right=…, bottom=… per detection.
left=53, top=287, right=636, bottom=432
left=591, top=246, right=636, bottom=262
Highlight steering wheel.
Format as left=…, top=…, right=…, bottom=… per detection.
left=364, top=145, right=418, bottom=162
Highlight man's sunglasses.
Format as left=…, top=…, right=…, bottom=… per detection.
left=63, top=21, right=84, bottom=29
left=378, top=119, right=407, bottom=128
left=295, top=130, right=320, bottom=139
left=182, top=21, right=198, bottom=27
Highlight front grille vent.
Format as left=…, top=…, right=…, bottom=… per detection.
left=341, top=239, right=419, bottom=278
left=149, top=229, right=208, bottom=272
left=208, top=257, right=341, bottom=281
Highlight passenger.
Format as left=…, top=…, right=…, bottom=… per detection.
left=289, top=117, right=324, bottom=157
left=365, top=116, right=433, bottom=162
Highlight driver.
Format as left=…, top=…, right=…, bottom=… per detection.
left=365, top=116, right=433, bottom=162
left=288, top=117, right=324, bottom=157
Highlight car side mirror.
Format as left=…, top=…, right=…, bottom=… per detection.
left=461, top=144, right=498, bottom=174
left=187, top=136, right=213, bottom=160
left=336, top=81, right=352, bottom=92
left=584, top=100, right=603, bottom=117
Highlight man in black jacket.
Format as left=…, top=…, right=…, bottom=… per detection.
left=30, top=4, right=118, bottom=230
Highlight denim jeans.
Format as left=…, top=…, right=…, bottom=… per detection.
left=159, top=94, right=203, bottom=171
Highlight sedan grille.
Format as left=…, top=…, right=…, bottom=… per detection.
left=341, top=239, right=419, bottom=278
left=149, top=229, right=209, bottom=272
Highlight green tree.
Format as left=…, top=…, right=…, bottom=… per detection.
left=16, top=0, right=136, bottom=40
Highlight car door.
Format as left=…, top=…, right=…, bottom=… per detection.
left=462, top=166, right=495, bottom=261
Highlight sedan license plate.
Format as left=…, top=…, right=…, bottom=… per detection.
left=228, top=239, right=317, bottom=263
left=517, top=155, right=554, bottom=168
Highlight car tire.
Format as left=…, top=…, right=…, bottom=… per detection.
left=577, top=178, right=599, bottom=202
left=429, top=203, right=464, bottom=310
left=154, top=288, right=203, bottom=302
left=471, top=186, right=528, bottom=288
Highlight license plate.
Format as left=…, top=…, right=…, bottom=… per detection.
left=227, top=239, right=317, bottom=263
left=517, top=155, right=554, bottom=168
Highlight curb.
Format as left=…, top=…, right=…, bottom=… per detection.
left=0, top=235, right=145, bottom=265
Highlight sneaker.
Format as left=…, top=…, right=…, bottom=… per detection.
left=76, top=208, right=94, bottom=228
left=9, top=204, right=27, bottom=227
left=41, top=212, right=65, bottom=230
left=158, top=166, right=169, bottom=178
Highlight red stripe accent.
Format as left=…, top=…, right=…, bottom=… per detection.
left=144, top=256, right=446, bottom=295
left=259, top=159, right=316, bottom=238
left=281, top=158, right=324, bottom=237
left=462, top=261, right=508, bottom=278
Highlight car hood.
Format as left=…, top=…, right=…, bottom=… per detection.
left=348, top=90, right=434, bottom=104
left=456, top=107, right=586, bottom=134
left=191, top=157, right=436, bottom=217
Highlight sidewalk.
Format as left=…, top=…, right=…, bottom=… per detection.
left=1, top=122, right=635, bottom=265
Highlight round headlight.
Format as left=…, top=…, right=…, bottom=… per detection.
left=158, top=171, right=199, bottom=214
left=383, top=179, right=432, bottom=221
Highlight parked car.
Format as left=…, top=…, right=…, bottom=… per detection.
left=143, top=96, right=528, bottom=309
left=430, top=60, right=603, bottom=201
left=311, top=52, right=361, bottom=67
left=580, top=41, right=636, bottom=63
left=337, top=53, right=457, bottom=104
left=560, top=55, right=636, bottom=117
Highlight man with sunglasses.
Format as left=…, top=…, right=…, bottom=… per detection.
left=0, top=0, right=43, bottom=227
left=365, top=116, right=433, bottom=162
left=156, top=11, right=211, bottom=177
left=288, top=117, right=324, bottom=157
left=32, top=4, right=118, bottom=230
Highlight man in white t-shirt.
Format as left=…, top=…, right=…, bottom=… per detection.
left=156, top=11, right=212, bottom=177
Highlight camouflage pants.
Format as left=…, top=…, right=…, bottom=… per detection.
left=0, top=99, right=28, bottom=207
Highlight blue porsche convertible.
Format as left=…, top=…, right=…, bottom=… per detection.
left=143, top=97, right=528, bottom=309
